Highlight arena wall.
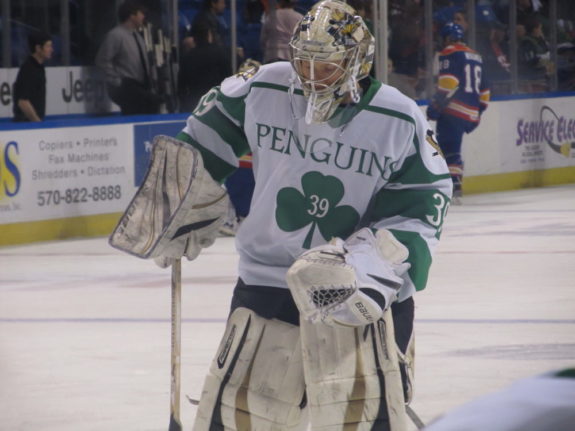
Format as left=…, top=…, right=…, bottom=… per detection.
left=1, top=93, right=574, bottom=246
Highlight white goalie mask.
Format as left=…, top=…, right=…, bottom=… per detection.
left=289, top=0, right=375, bottom=124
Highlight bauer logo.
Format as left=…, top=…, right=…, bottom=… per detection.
left=217, top=324, right=236, bottom=369
left=355, top=301, right=374, bottom=323
left=0, top=140, right=22, bottom=206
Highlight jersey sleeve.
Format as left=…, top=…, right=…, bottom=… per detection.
left=437, top=52, right=460, bottom=96
left=368, top=105, right=452, bottom=294
left=178, top=67, right=257, bottom=182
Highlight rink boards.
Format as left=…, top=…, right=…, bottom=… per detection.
left=1, top=94, right=574, bottom=246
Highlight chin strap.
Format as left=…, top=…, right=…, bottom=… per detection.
left=349, top=76, right=361, bottom=104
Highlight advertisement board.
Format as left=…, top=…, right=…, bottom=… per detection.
left=463, top=95, right=575, bottom=176
left=0, top=117, right=189, bottom=245
left=0, top=125, right=133, bottom=225
left=1, top=94, right=574, bottom=245
left=0, top=66, right=117, bottom=119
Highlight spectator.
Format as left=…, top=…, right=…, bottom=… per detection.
left=464, top=6, right=512, bottom=92
left=239, top=0, right=265, bottom=63
left=178, top=21, right=232, bottom=113
left=557, top=42, right=575, bottom=91
left=518, top=14, right=553, bottom=92
left=95, top=0, right=162, bottom=115
left=12, top=31, right=53, bottom=122
left=178, top=10, right=196, bottom=55
left=495, top=0, right=538, bottom=29
left=192, top=0, right=245, bottom=67
left=260, top=0, right=303, bottom=63
left=427, top=22, right=490, bottom=204
left=388, top=0, right=424, bottom=99
left=191, top=0, right=228, bottom=49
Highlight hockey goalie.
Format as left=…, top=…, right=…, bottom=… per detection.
left=109, top=1, right=452, bottom=430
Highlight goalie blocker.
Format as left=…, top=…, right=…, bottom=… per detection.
left=109, top=135, right=229, bottom=266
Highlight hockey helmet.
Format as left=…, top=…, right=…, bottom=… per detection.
left=289, top=0, right=375, bottom=123
left=441, top=22, right=464, bottom=42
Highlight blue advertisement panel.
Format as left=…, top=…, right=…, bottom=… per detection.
left=133, top=121, right=186, bottom=186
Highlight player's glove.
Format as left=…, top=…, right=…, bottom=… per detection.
left=426, top=103, right=442, bottom=121
left=287, top=228, right=410, bottom=327
left=109, top=135, right=229, bottom=268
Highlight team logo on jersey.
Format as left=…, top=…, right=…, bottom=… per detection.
left=426, top=130, right=444, bottom=158
left=193, top=87, right=218, bottom=117
left=275, top=171, right=359, bottom=249
left=236, top=59, right=261, bottom=81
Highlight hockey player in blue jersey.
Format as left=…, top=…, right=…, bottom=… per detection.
left=427, top=22, right=490, bottom=202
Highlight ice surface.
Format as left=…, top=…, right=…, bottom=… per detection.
left=1, top=185, right=574, bottom=430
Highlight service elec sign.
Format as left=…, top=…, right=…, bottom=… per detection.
left=516, top=105, right=575, bottom=159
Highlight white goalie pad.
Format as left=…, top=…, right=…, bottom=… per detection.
left=286, top=229, right=410, bottom=327
left=109, top=135, right=229, bottom=263
left=300, top=310, right=407, bottom=431
left=193, top=307, right=307, bottom=431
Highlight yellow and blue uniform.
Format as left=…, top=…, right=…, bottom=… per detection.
left=428, top=41, right=490, bottom=195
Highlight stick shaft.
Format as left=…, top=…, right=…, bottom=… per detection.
left=406, top=405, right=425, bottom=430
left=169, top=258, right=182, bottom=431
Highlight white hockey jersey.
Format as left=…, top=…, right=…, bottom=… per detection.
left=180, top=62, right=452, bottom=300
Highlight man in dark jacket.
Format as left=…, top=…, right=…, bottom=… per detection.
left=13, top=31, right=53, bottom=122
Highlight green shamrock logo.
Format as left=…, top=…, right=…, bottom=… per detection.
left=276, top=171, right=360, bottom=249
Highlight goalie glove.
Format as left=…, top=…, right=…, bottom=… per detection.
left=287, top=228, right=410, bottom=327
left=109, top=135, right=229, bottom=268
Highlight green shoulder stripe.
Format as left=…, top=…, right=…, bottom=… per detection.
left=390, top=145, right=452, bottom=185
left=194, top=104, right=250, bottom=158
left=389, top=229, right=432, bottom=291
left=176, top=131, right=236, bottom=183
left=217, top=91, right=246, bottom=125
left=370, top=188, right=450, bottom=235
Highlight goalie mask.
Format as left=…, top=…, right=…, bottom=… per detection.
left=289, top=0, right=375, bottom=124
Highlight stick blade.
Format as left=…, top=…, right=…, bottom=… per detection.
left=169, top=414, right=183, bottom=431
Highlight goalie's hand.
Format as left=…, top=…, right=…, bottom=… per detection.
left=344, top=228, right=410, bottom=308
left=108, top=135, right=229, bottom=269
left=154, top=233, right=218, bottom=268
left=287, top=228, right=410, bottom=327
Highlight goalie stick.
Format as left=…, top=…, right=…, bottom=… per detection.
left=406, top=405, right=425, bottom=430
left=169, top=259, right=182, bottom=431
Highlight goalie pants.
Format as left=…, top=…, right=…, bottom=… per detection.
left=192, top=279, right=414, bottom=431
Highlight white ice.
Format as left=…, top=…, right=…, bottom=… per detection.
left=1, top=185, right=574, bottom=431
